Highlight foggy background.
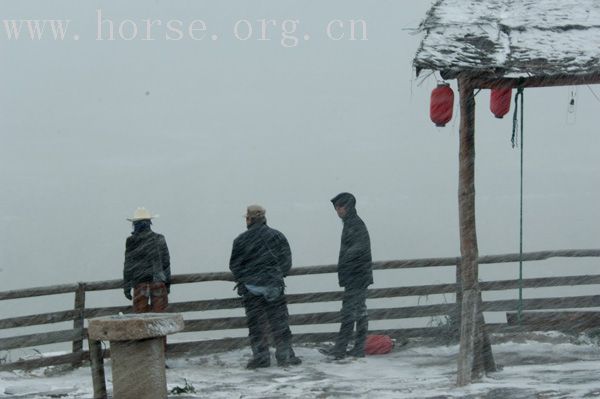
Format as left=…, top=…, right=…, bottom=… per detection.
left=1, top=0, right=600, bottom=348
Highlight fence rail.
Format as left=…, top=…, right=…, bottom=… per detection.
left=0, top=248, right=599, bottom=371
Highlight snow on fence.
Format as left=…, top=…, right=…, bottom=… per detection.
left=1, top=248, right=600, bottom=372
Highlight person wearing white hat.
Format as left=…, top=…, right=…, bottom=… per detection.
left=123, top=207, right=171, bottom=313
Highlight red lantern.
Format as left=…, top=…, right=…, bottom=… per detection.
left=430, top=83, right=454, bottom=127
left=490, top=88, right=512, bottom=118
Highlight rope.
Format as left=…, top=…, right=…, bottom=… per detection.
left=511, top=88, right=525, bottom=323
left=587, top=85, right=600, bottom=104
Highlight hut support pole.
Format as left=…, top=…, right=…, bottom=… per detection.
left=456, top=78, right=496, bottom=386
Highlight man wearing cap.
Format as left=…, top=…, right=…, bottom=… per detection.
left=323, top=192, right=373, bottom=359
left=229, top=205, right=301, bottom=369
left=123, top=207, right=171, bottom=313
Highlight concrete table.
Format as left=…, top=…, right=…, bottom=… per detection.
left=88, top=313, right=184, bottom=399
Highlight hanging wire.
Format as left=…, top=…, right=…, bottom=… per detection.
left=566, top=87, right=577, bottom=125
left=568, top=88, right=577, bottom=112
left=587, top=85, right=600, bottom=104
left=415, top=70, right=436, bottom=87
left=511, top=88, right=525, bottom=323
left=511, top=88, right=524, bottom=148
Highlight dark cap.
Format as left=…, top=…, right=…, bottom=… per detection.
left=330, top=192, right=356, bottom=208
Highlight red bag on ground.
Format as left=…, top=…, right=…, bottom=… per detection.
left=365, top=335, right=394, bottom=355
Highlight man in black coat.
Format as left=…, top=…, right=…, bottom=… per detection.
left=229, top=205, right=301, bottom=369
left=123, top=207, right=171, bottom=313
left=325, top=192, right=373, bottom=359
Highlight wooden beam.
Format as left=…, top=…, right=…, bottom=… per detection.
left=0, top=310, right=77, bottom=330
left=478, top=249, right=600, bottom=264
left=454, top=259, right=462, bottom=333
left=483, top=294, right=600, bottom=312
left=458, top=78, right=478, bottom=291
left=2, top=249, right=600, bottom=301
left=506, top=311, right=600, bottom=331
left=0, top=284, right=79, bottom=300
left=456, top=77, right=496, bottom=386
left=181, top=304, right=455, bottom=333
left=72, top=283, right=86, bottom=367
left=0, top=351, right=87, bottom=372
left=460, top=72, right=600, bottom=90
left=2, top=274, right=599, bottom=329
left=457, top=289, right=478, bottom=386
left=457, top=78, right=478, bottom=386
left=480, top=274, right=600, bottom=291
left=0, top=329, right=84, bottom=350
left=88, top=339, right=107, bottom=399
left=476, top=292, right=496, bottom=374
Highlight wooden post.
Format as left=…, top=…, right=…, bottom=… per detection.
left=478, top=292, right=496, bottom=374
left=88, top=339, right=107, bottom=399
left=72, top=282, right=86, bottom=367
left=456, top=77, right=496, bottom=386
left=453, top=259, right=463, bottom=335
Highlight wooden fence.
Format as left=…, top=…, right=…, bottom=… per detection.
left=1, top=248, right=599, bottom=371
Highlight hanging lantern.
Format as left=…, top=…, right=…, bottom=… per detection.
left=430, top=83, right=454, bottom=127
left=490, top=88, right=512, bottom=118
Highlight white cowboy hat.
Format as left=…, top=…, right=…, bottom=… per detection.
left=126, top=207, right=159, bottom=222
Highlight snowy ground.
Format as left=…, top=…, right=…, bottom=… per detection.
left=2, top=333, right=600, bottom=398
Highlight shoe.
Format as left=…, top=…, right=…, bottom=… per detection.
left=319, top=347, right=346, bottom=360
left=277, top=356, right=302, bottom=367
left=318, top=347, right=333, bottom=356
left=246, top=357, right=270, bottom=369
left=346, top=347, right=365, bottom=358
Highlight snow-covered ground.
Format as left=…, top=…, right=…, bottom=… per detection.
left=2, top=333, right=600, bottom=398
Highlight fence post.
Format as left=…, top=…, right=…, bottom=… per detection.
left=454, top=259, right=462, bottom=334
left=88, top=338, right=107, bottom=399
left=72, top=282, right=86, bottom=367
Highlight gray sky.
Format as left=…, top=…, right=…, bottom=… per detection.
left=1, top=0, right=600, bottom=297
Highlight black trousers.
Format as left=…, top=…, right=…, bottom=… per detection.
left=334, top=287, right=368, bottom=353
left=243, top=292, right=295, bottom=362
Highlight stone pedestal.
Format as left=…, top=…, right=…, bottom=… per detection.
left=88, top=313, right=184, bottom=399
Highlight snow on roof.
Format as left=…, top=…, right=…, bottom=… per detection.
left=414, top=0, right=600, bottom=80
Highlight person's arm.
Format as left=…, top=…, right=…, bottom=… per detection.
left=277, top=233, right=292, bottom=277
left=229, top=236, right=249, bottom=295
left=123, top=237, right=134, bottom=300
left=229, top=237, right=243, bottom=281
left=159, top=235, right=171, bottom=292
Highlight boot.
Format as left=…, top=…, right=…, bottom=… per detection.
left=246, top=356, right=270, bottom=369
left=326, top=319, right=354, bottom=359
left=348, top=317, right=368, bottom=357
left=277, top=355, right=302, bottom=367
left=275, top=342, right=302, bottom=367
left=248, top=340, right=270, bottom=369
left=320, top=344, right=347, bottom=360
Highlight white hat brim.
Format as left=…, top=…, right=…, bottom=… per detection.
left=126, top=214, right=159, bottom=222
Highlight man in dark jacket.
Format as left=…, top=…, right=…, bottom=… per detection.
left=324, top=192, right=373, bottom=359
left=229, top=205, right=301, bottom=369
left=123, top=207, right=171, bottom=313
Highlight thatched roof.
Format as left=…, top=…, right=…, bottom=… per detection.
left=414, top=0, right=600, bottom=81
